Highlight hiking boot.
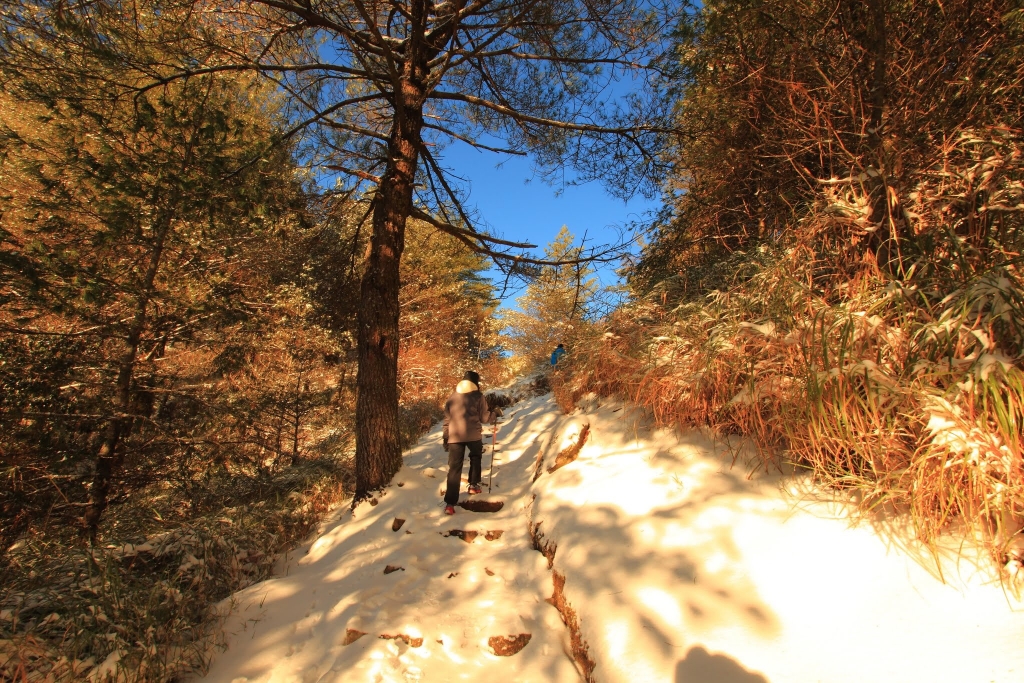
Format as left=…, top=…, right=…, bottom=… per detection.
left=444, top=505, right=456, bottom=515
left=467, top=485, right=482, bottom=495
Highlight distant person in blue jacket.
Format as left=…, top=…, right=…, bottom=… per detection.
left=551, top=343, right=566, bottom=367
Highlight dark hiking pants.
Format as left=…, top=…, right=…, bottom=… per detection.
left=445, top=440, right=483, bottom=505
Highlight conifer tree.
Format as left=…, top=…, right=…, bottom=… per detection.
left=0, top=7, right=308, bottom=540
left=503, top=226, right=597, bottom=370
left=174, top=0, right=674, bottom=499
left=3, top=0, right=675, bottom=502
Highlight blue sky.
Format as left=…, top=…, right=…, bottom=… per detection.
left=435, top=141, right=659, bottom=307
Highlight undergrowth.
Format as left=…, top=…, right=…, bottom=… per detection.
left=0, top=371, right=476, bottom=682
left=0, top=456, right=351, bottom=682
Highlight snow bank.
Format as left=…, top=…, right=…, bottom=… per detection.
left=485, top=371, right=551, bottom=409
left=530, top=397, right=1024, bottom=683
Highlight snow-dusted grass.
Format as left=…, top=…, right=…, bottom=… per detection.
left=532, top=396, right=1024, bottom=683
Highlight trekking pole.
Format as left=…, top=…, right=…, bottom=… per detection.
left=488, top=419, right=499, bottom=493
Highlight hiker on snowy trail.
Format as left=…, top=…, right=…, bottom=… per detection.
left=550, top=343, right=566, bottom=367
left=442, top=370, right=500, bottom=515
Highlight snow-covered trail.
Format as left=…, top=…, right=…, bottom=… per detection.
left=201, top=390, right=1024, bottom=683
left=199, top=393, right=578, bottom=683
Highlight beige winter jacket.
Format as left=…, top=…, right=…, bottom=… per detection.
left=443, top=380, right=494, bottom=444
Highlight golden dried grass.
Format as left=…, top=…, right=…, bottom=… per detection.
left=555, top=129, right=1024, bottom=574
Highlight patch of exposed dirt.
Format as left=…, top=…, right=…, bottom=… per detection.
left=442, top=529, right=503, bottom=543
left=549, top=570, right=595, bottom=681
left=458, top=499, right=503, bottom=513
left=443, top=529, right=478, bottom=543
left=532, top=443, right=548, bottom=482
left=529, top=521, right=556, bottom=569
left=341, top=629, right=366, bottom=645
left=534, top=422, right=591, bottom=481
left=488, top=633, right=532, bottom=656
left=529, top=511, right=595, bottom=682
left=379, top=633, right=423, bottom=647
left=547, top=424, right=590, bottom=474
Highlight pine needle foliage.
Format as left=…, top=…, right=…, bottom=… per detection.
left=397, top=218, right=507, bottom=447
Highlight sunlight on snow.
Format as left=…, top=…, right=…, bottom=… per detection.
left=702, top=551, right=731, bottom=575
left=603, top=619, right=630, bottom=663
left=437, top=636, right=465, bottom=664
left=636, top=587, right=685, bottom=630
left=549, top=455, right=680, bottom=516
left=602, top=618, right=663, bottom=681
left=658, top=521, right=705, bottom=548
left=199, top=394, right=1024, bottom=683
left=498, top=416, right=557, bottom=464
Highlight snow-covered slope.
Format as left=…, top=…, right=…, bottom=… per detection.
left=531, top=396, right=1024, bottom=683
left=201, top=391, right=1024, bottom=683
left=199, top=393, right=578, bottom=683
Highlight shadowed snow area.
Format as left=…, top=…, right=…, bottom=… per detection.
left=201, top=392, right=1024, bottom=683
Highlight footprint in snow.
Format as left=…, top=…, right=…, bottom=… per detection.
left=458, top=500, right=504, bottom=512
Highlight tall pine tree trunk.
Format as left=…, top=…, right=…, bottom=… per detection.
left=354, top=73, right=426, bottom=500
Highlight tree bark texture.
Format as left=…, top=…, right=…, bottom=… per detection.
left=354, top=65, right=427, bottom=499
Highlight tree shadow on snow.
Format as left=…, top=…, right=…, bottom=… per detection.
left=675, top=646, right=769, bottom=683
